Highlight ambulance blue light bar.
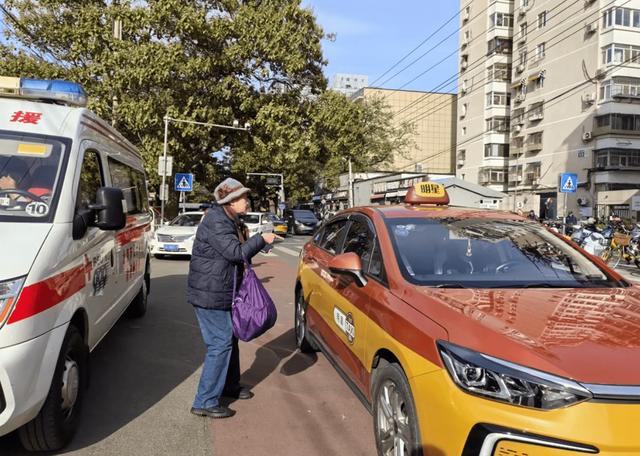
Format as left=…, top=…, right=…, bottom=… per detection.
left=0, top=76, right=87, bottom=107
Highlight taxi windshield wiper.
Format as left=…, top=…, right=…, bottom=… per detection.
left=429, top=283, right=468, bottom=289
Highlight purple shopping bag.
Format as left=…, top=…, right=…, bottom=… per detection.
left=231, top=262, right=277, bottom=342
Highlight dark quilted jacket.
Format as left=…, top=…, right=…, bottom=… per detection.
left=187, top=205, right=266, bottom=310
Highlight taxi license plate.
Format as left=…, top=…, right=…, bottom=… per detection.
left=164, top=244, right=179, bottom=252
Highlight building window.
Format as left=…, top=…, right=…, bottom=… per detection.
left=594, top=149, right=640, bottom=168
left=487, top=37, right=512, bottom=56
left=462, top=126, right=467, bottom=136
left=601, top=43, right=640, bottom=65
left=486, top=116, right=511, bottom=133
left=484, top=144, right=510, bottom=158
left=527, top=131, right=543, bottom=145
left=594, top=113, right=640, bottom=132
left=521, top=0, right=529, bottom=7
left=538, top=11, right=548, bottom=28
left=486, top=91, right=511, bottom=107
left=487, top=63, right=511, bottom=81
left=480, top=167, right=508, bottom=184
left=490, top=12, right=514, bottom=28
left=600, top=77, right=640, bottom=100
left=461, top=103, right=468, bottom=118
left=461, top=55, right=469, bottom=70
left=528, top=101, right=544, bottom=120
left=536, top=42, right=546, bottom=60
left=519, top=23, right=528, bottom=41
left=519, top=50, right=527, bottom=66
left=512, top=107, right=525, bottom=125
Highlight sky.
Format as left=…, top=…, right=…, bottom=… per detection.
left=302, top=0, right=460, bottom=93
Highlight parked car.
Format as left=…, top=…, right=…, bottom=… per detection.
left=294, top=180, right=638, bottom=456
left=242, top=212, right=274, bottom=237
left=151, top=211, right=204, bottom=258
left=284, top=208, right=320, bottom=235
left=266, top=212, right=288, bottom=236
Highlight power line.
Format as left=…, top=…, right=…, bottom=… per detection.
left=391, top=0, right=580, bottom=122
left=369, top=7, right=461, bottom=86
left=401, top=0, right=622, bottom=128
left=396, top=45, right=640, bottom=174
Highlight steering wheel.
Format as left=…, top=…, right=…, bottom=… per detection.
left=495, top=261, right=521, bottom=273
left=0, top=189, right=45, bottom=203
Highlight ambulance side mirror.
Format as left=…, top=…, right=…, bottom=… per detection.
left=91, top=187, right=126, bottom=231
left=329, top=252, right=368, bottom=288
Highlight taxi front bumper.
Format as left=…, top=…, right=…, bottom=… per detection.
left=411, top=369, right=640, bottom=455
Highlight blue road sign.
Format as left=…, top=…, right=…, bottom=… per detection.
left=559, top=173, right=578, bottom=193
left=175, top=173, right=194, bottom=192
left=278, top=202, right=286, bottom=210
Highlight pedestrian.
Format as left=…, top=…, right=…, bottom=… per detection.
left=527, top=210, right=537, bottom=221
left=187, top=178, right=279, bottom=419
left=565, top=211, right=577, bottom=226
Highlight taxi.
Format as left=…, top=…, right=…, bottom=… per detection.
left=294, top=182, right=640, bottom=456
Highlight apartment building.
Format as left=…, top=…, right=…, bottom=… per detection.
left=331, top=73, right=369, bottom=97
left=458, top=0, right=640, bottom=220
left=353, top=87, right=457, bottom=174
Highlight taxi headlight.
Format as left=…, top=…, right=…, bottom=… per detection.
left=437, top=341, right=592, bottom=410
left=0, top=277, right=26, bottom=328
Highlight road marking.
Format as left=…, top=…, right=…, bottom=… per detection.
left=274, top=245, right=301, bottom=257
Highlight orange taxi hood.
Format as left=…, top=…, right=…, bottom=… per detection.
left=400, top=285, right=640, bottom=385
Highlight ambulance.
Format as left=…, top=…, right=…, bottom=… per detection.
left=0, top=77, right=152, bottom=451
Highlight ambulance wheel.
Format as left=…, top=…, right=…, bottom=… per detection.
left=372, top=361, right=422, bottom=456
left=19, top=325, right=88, bottom=452
left=294, top=290, right=316, bottom=353
left=127, top=279, right=148, bottom=318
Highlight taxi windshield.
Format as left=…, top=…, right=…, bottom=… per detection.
left=0, top=132, right=66, bottom=223
left=386, top=217, right=621, bottom=289
left=170, top=213, right=202, bottom=227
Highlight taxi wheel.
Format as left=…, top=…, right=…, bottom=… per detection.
left=19, top=325, right=88, bottom=452
left=127, top=279, right=148, bottom=318
left=372, top=361, right=422, bottom=456
left=294, top=291, right=316, bottom=353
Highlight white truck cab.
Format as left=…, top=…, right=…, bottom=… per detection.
left=0, top=76, right=151, bottom=451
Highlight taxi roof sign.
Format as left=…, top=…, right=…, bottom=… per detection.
left=405, top=181, right=450, bottom=206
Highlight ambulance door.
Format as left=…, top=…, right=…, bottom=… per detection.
left=106, top=157, right=150, bottom=317
left=73, top=145, right=119, bottom=347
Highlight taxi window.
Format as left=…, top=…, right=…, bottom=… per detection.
left=320, top=220, right=349, bottom=255
left=343, top=218, right=374, bottom=272
left=385, top=217, right=621, bottom=289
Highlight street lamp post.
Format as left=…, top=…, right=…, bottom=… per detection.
left=246, top=172, right=286, bottom=215
left=159, top=116, right=250, bottom=224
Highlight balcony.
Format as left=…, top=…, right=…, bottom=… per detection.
left=526, top=142, right=543, bottom=153
left=524, top=172, right=541, bottom=186
left=510, top=145, right=524, bottom=156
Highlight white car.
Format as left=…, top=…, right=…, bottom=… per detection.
left=243, top=212, right=274, bottom=237
left=151, top=211, right=204, bottom=257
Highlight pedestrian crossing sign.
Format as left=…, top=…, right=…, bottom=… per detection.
left=559, top=173, right=577, bottom=193
left=175, top=173, right=194, bottom=192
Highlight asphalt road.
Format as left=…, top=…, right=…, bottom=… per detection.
left=0, top=234, right=375, bottom=456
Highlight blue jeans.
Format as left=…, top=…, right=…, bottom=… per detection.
left=193, top=307, right=240, bottom=409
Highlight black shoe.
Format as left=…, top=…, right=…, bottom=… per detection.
left=190, top=406, right=235, bottom=419
left=222, top=385, right=254, bottom=400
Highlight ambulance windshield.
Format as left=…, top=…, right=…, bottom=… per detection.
left=0, top=133, right=66, bottom=222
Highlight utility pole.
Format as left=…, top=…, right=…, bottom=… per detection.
left=159, top=116, right=251, bottom=223
left=348, top=158, right=353, bottom=208
left=112, top=1, right=122, bottom=127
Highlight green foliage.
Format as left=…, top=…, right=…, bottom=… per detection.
left=0, top=0, right=412, bottom=209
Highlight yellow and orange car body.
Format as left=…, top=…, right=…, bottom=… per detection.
left=296, top=187, right=640, bottom=455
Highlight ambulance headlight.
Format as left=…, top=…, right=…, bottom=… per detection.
left=0, top=277, right=26, bottom=328
left=437, top=341, right=592, bottom=410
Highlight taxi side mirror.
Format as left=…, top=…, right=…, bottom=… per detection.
left=329, top=252, right=368, bottom=288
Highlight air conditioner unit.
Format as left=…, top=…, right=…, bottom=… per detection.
left=529, top=113, right=543, bottom=121
left=518, top=35, right=527, bottom=44
left=585, top=23, right=598, bottom=34
left=514, top=125, right=522, bottom=133
left=594, top=68, right=606, bottom=80
left=518, top=8, right=527, bottom=17
left=583, top=131, right=593, bottom=141
left=533, top=178, right=540, bottom=186
left=583, top=92, right=596, bottom=104
left=461, top=60, right=468, bottom=70
left=584, top=0, right=596, bottom=5
left=516, top=64, right=525, bottom=74
left=458, top=159, right=465, bottom=166
left=515, top=94, right=526, bottom=103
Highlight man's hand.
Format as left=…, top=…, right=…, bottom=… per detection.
left=0, top=176, right=16, bottom=190
left=261, top=232, right=283, bottom=244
